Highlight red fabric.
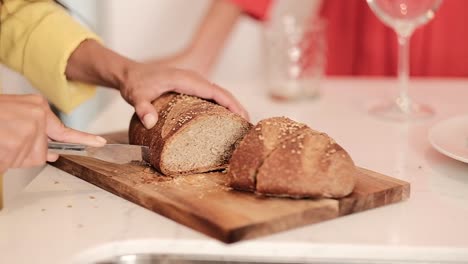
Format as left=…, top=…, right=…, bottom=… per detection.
left=231, top=0, right=468, bottom=77
left=230, top=0, right=272, bottom=20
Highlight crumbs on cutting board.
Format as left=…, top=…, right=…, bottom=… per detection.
left=138, top=174, right=172, bottom=185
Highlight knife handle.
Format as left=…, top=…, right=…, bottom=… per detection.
left=48, top=141, right=87, bottom=155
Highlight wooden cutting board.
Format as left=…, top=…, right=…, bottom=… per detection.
left=50, top=131, right=410, bottom=243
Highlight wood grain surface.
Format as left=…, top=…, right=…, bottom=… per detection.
left=50, top=131, right=410, bottom=243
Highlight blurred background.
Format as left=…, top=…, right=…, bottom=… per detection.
left=1, top=0, right=323, bottom=129
left=1, top=0, right=266, bottom=128
left=0, top=0, right=273, bottom=202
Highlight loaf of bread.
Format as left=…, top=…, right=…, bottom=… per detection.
left=129, top=93, right=252, bottom=176
left=227, top=117, right=356, bottom=198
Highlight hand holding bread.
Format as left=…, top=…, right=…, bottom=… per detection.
left=129, top=93, right=251, bottom=175
left=129, top=94, right=356, bottom=199
left=120, top=64, right=249, bottom=129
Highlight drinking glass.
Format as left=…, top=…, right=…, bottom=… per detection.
left=264, top=16, right=326, bottom=101
left=366, top=0, right=443, bottom=121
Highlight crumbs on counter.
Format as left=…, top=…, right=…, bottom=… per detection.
left=89, top=195, right=95, bottom=200
left=418, top=165, right=422, bottom=169
left=54, top=181, right=59, bottom=184
left=67, top=205, right=73, bottom=208
left=41, top=208, right=46, bottom=212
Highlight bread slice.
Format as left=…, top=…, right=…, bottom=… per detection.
left=129, top=93, right=252, bottom=175
left=227, top=117, right=356, bottom=198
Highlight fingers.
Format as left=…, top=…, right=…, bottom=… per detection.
left=0, top=94, right=106, bottom=172
left=122, top=65, right=250, bottom=125
left=210, top=84, right=250, bottom=121
left=47, top=152, right=59, bottom=162
left=26, top=98, right=48, bottom=167
left=134, top=100, right=159, bottom=129
left=170, top=70, right=250, bottom=120
left=0, top=95, right=46, bottom=168
left=45, top=106, right=107, bottom=147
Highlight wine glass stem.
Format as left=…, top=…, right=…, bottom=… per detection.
left=397, top=34, right=411, bottom=113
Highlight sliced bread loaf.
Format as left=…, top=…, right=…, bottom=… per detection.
left=227, top=117, right=356, bottom=198
left=129, top=93, right=252, bottom=176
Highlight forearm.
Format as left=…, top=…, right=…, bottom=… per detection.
left=65, top=39, right=137, bottom=89
left=186, top=0, right=243, bottom=71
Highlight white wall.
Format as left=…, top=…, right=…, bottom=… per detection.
left=98, top=0, right=265, bottom=83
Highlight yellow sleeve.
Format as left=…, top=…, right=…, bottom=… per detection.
left=0, top=0, right=101, bottom=113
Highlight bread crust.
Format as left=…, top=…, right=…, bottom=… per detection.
left=129, top=93, right=251, bottom=176
left=228, top=117, right=356, bottom=198
left=256, top=129, right=356, bottom=198
left=227, top=117, right=306, bottom=191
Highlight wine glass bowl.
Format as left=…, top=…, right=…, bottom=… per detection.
left=366, top=0, right=443, bottom=121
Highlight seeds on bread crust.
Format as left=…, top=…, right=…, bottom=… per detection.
left=129, top=93, right=251, bottom=176
left=228, top=117, right=356, bottom=199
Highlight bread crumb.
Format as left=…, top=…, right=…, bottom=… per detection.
left=67, top=205, right=72, bottom=208
left=54, top=181, right=59, bottom=184
left=89, top=196, right=95, bottom=200
left=41, top=208, right=46, bottom=212
left=255, top=127, right=261, bottom=131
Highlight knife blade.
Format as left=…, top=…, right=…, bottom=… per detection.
left=48, top=141, right=150, bottom=164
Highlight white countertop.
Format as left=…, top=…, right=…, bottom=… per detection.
left=1, top=78, right=468, bottom=264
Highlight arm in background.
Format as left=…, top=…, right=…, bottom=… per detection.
left=0, top=0, right=248, bottom=129
left=149, top=0, right=246, bottom=76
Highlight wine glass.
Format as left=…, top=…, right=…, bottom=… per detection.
left=366, top=0, right=443, bottom=121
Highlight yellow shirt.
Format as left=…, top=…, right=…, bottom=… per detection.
left=0, top=0, right=100, bottom=113
left=0, top=0, right=101, bottom=209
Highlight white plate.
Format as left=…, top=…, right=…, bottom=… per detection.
left=428, top=115, right=468, bottom=163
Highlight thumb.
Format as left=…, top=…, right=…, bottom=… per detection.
left=134, top=100, right=158, bottom=129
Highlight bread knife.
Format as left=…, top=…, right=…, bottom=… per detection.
left=48, top=141, right=149, bottom=164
